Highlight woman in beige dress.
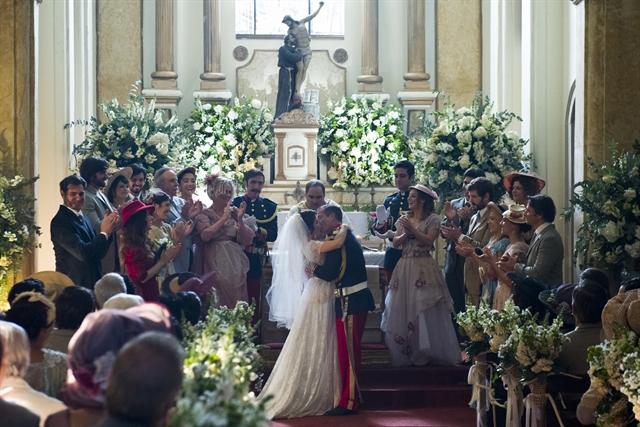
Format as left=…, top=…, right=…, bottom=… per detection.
left=193, top=174, right=255, bottom=307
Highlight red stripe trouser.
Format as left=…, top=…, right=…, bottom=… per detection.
left=336, top=313, right=367, bottom=411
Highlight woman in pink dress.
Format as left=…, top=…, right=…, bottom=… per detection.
left=193, top=174, right=255, bottom=308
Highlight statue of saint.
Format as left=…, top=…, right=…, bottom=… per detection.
left=282, top=1, right=324, bottom=96
left=275, top=35, right=302, bottom=119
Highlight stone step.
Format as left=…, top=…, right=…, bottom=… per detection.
left=361, top=384, right=471, bottom=410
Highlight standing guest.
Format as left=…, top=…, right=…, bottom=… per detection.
left=44, top=287, right=94, bottom=353
left=50, top=175, right=117, bottom=288
left=154, top=167, right=201, bottom=273
left=177, top=167, right=199, bottom=205
left=121, top=201, right=182, bottom=302
left=287, top=180, right=350, bottom=227
left=93, top=273, right=127, bottom=309
left=0, top=322, right=66, bottom=425
left=44, top=304, right=174, bottom=427
left=373, top=160, right=414, bottom=282
left=502, top=171, right=546, bottom=206
left=232, top=169, right=278, bottom=325
left=7, top=279, right=45, bottom=307
left=194, top=174, right=255, bottom=307
left=99, top=332, right=184, bottom=427
left=0, top=331, right=40, bottom=427
left=498, top=195, right=564, bottom=288
left=128, top=163, right=148, bottom=202
left=381, top=185, right=460, bottom=367
left=79, top=157, right=119, bottom=274
left=455, top=177, right=494, bottom=306
left=5, top=293, right=67, bottom=398
left=104, top=167, right=132, bottom=210
left=441, top=168, right=485, bottom=313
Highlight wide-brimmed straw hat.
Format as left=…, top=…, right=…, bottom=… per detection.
left=503, top=171, right=546, bottom=193
left=29, top=271, right=74, bottom=301
left=105, top=167, right=133, bottom=195
left=121, top=200, right=154, bottom=226
left=409, top=184, right=438, bottom=201
left=503, top=204, right=527, bottom=224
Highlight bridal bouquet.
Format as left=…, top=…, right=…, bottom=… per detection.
left=0, top=175, right=40, bottom=289
left=170, top=302, right=268, bottom=427
left=456, top=302, right=491, bottom=357
left=408, top=94, right=531, bottom=202
left=318, top=96, right=409, bottom=190
left=181, top=98, right=275, bottom=185
left=69, top=82, right=183, bottom=174
left=567, top=142, right=640, bottom=278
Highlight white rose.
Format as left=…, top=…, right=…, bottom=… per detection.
left=227, top=110, right=238, bottom=121
left=251, top=99, right=262, bottom=109
left=456, top=131, right=472, bottom=144
left=214, top=105, right=223, bottom=114
left=602, top=175, right=616, bottom=184
left=472, top=126, right=488, bottom=139
left=366, top=130, right=379, bottom=143
left=434, top=122, right=450, bottom=136
left=376, top=137, right=386, bottom=146
left=373, top=119, right=381, bottom=127
left=459, top=154, right=471, bottom=169
left=426, top=152, right=438, bottom=164
left=193, top=123, right=203, bottom=131
left=327, top=167, right=338, bottom=180
left=372, top=163, right=380, bottom=172
left=370, top=149, right=379, bottom=162
left=457, top=116, right=476, bottom=130
left=456, top=107, right=472, bottom=115
left=193, top=150, right=203, bottom=161
left=350, top=147, right=362, bottom=158
left=154, top=111, right=164, bottom=126
left=601, top=221, right=622, bottom=243
left=625, top=241, right=640, bottom=259
left=144, top=153, right=157, bottom=164
left=388, top=111, right=400, bottom=120
left=202, top=103, right=212, bottom=111
left=223, top=134, right=237, bottom=145
left=333, top=106, right=345, bottom=115
left=389, top=124, right=398, bottom=133
left=335, top=129, right=347, bottom=138
left=156, top=144, right=169, bottom=155
left=338, top=140, right=350, bottom=152
left=264, top=112, right=273, bottom=122
left=624, top=188, right=637, bottom=200
left=147, top=132, right=170, bottom=146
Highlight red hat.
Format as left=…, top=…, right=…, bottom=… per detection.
left=121, top=200, right=153, bottom=226
left=503, top=171, right=546, bottom=193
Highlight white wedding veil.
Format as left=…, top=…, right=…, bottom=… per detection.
left=266, top=213, right=310, bottom=329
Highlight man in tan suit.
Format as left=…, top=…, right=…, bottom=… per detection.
left=455, top=177, right=494, bottom=305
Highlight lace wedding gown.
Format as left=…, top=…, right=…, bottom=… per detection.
left=258, top=240, right=340, bottom=419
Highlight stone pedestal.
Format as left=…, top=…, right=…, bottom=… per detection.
left=271, top=109, right=319, bottom=183
left=192, top=90, right=233, bottom=105
left=142, top=88, right=182, bottom=115
left=397, top=91, right=438, bottom=134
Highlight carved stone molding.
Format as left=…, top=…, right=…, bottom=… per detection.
left=272, top=109, right=319, bottom=128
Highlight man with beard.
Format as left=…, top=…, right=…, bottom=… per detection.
left=128, top=163, right=149, bottom=202
left=232, top=169, right=278, bottom=326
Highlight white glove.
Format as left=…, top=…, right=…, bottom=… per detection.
left=375, top=205, right=390, bottom=223
left=373, top=229, right=395, bottom=240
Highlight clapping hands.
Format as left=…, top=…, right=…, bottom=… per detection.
left=100, top=212, right=119, bottom=235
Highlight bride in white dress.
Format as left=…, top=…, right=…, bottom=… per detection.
left=258, top=210, right=348, bottom=419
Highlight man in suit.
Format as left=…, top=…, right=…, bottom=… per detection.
left=441, top=168, right=485, bottom=313
left=499, top=195, right=564, bottom=287
left=313, top=205, right=375, bottom=416
left=129, top=163, right=149, bottom=202
left=454, top=177, right=494, bottom=306
left=51, top=175, right=117, bottom=288
left=79, top=157, right=119, bottom=275
left=232, top=169, right=278, bottom=326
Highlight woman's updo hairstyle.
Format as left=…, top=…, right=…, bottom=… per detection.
left=205, top=173, right=235, bottom=199
left=300, top=210, right=316, bottom=233
left=5, top=292, right=55, bottom=342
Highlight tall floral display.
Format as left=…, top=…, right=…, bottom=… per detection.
left=567, top=143, right=640, bottom=278
left=70, top=82, right=183, bottom=173
left=0, top=175, right=40, bottom=308
left=318, top=96, right=408, bottom=190
left=409, top=95, right=531, bottom=201
left=181, top=98, right=275, bottom=184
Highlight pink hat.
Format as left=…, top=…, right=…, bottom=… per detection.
left=409, top=184, right=439, bottom=201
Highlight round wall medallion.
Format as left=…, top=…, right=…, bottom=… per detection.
left=333, top=48, right=348, bottom=64
left=233, top=46, right=249, bottom=61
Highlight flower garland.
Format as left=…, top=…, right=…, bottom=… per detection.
left=566, top=142, right=640, bottom=278
left=69, top=82, right=183, bottom=174
left=0, top=175, right=40, bottom=288
left=169, top=302, right=268, bottom=427
left=180, top=98, right=275, bottom=185
left=408, top=94, right=531, bottom=202
left=318, top=96, right=409, bottom=190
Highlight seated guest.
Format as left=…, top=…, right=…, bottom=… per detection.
left=159, top=291, right=202, bottom=325
left=0, top=321, right=66, bottom=425
left=7, top=278, right=45, bottom=307
left=102, top=294, right=144, bottom=310
left=94, top=273, right=127, bottom=309
left=105, top=167, right=132, bottom=211
left=498, top=195, right=564, bottom=288
left=556, top=283, right=608, bottom=376
left=44, top=287, right=94, bottom=353
left=194, top=174, right=255, bottom=307
left=5, top=293, right=67, bottom=398
left=502, top=171, right=546, bottom=206
left=45, top=304, right=174, bottom=427
left=0, top=334, right=40, bottom=427
left=508, top=273, right=548, bottom=318
left=99, top=332, right=184, bottom=427
left=50, top=175, right=117, bottom=288
left=28, top=272, right=74, bottom=304
left=121, top=201, right=182, bottom=302
left=128, top=163, right=149, bottom=202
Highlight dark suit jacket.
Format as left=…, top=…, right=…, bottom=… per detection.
left=381, top=191, right=409, bottom=271
left=441, top=196, right=470, bottom=274
left=0, top=399, right=39, bottom=427
left=314, top=230, right=375, bottom=317
left=50, top=205, right=111, bottom=288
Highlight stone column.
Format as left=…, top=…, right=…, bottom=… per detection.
left=143, top=0, right=181, bottom=114
left=398, top=0, right=437, bottom=134
left=357, top=0, right=383, bottom=93
left=194, top=0, right=232, bottom=104
left=275, top=132, right=286, bottom=181
left=304, top=132, right=317, bottom=179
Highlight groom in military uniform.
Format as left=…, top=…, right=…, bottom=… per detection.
left=313, top=205, right=375, bottom=416
left=232, top=169, right=278, bottom=326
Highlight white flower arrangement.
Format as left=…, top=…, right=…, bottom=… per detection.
left=69, top=82, right=183, bottom=174
left=408, top=94, right=531, bottom=202
left=180, top=97, right=275, bottom=185
left=567, top=142, right=640, bottom=278
left=456, top=302, right=492, bottom=357
left=318, top=96, right=409, bottom=190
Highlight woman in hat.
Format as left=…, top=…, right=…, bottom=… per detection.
left=105, top=167, right=132, bottom=211
left=479, top=204, right=531, bottom=310
left=502, top=171, right=545, bottom=206
left=120, top=200, right=182, bottom=302
left=381, top=184, right=460, bottom=367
